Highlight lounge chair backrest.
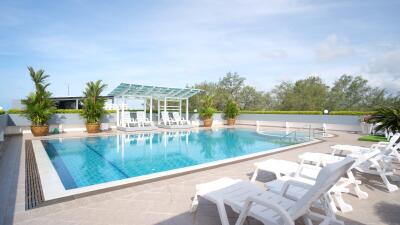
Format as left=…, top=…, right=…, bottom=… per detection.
left=136, top=111, right=146, bottom=122
left=290, top=157, right=354, bottom=219
left=172, top=112, right=182, bottom=121
left=388, top=133, right=400, bottom=148
left=161, top=111, right=170, bottom=122
left=352, top=149, right=380, bottom=168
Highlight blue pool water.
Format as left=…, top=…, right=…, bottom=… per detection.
left=42, top=128, right=306, bottom=189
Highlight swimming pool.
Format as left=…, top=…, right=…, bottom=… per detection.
left=41, top=128, right=310, bottom=190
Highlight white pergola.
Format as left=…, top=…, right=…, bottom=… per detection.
left=109, top=83, right=202, bottom=126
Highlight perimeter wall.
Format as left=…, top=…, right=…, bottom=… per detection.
left=4, top=112, right=363, bottom=135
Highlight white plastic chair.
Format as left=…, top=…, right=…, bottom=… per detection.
left=331, top=133, right=400, bottom=162
left=136, top=111, right=153, bottom=127
left=172, top=112, right=189, bottom=125
left=267, top=149, right=381, bottom=213
left=160, top=111, right=177, bottom=126
left=191, top=158, right=354, bottom=225
left=123, top=112, right=138, bottom=127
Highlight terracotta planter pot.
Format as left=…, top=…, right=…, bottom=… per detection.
left=203, top=118, right=213, bottom=127
left=86, top=123, right=100, bottom=133
left=227, top=118, right=236, bottom=126
left=31, top=125, right=49, bottom=137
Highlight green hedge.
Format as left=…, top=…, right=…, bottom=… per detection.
left=7, top=109, right=116, bottom=114
left=240, top=110, right=373, bottom=116
left=240, top=111, right=323, bottom=115
left=329, top=111, right=375, bottom=116
left=0, top=109, right=5, bottom=115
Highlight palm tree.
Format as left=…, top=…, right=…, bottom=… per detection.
left=370, top=106, right=400, bottom=133
left=28, top=66, right=50, bottom=91
left=81, top=80, right=107, bottom=125
left=22, top=67, right=55, bottom=127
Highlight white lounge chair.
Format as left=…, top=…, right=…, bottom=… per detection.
left=172, top=112, right=189, bottom=125
left=329, top=141, right=400, bottom=192
left=191, top=158, right=354, bottom=225
left=160, top=111, right=177, bottom=126
left=136, top=111, right=153, bottom=127
left=260, top=150, right=380, bottom=213
left=123, top=112, right=138, bottom=127
left=331, top=133, right=400, bottom=162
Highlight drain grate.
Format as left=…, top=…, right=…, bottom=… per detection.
left=25, top=140, right=44, bottom=209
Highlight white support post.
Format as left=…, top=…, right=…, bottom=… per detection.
left=121, top=96, right=125, bottom=127
left=164, top=97, right=167, bottom=113
left=158, top=99, right=160, bottom=123
left=75, top=99, right=79, bottom=109
left=150, top=96, right=153, bottom=123
left=116, top=104, right=120, bottom=126
left=179, top=100, right=182, bottom=116
left=143, top=98, right=147, bottom=113
left=186, top=98, right=189, bottom=121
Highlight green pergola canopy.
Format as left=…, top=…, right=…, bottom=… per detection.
left=109, top=83, right=202, bottom=99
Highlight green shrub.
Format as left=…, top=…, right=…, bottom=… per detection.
left=0, top=109, right=5, bottom=115
left=199, top=95, right=217, bottom=119
left=224, top=99, right=240, bottom=119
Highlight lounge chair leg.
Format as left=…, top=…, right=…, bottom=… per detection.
left=382, top=176, right=399, bottom=192
left=302, top=215, right=313, bottom=225
left=326, top=193, right=338, bottom=213
left=250, top=169, right=259, bottom=182
left=370, top=158, right=399, bottom=192
left=347, top=171, right=368, bottom=199
left=333, top=192, right=352, bottom=213
left=190, top=194, right=198, bottom=212
left=354, top=184, right=368, bottom=199
left=217, top=201, right=230, bottom=225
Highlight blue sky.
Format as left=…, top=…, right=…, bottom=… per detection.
left=1, top=0, right=400, bottom=109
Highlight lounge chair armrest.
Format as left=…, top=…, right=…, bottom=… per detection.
left=236, top=195, right=294, bottom=225
left=280, top=179, right=313, bottom=198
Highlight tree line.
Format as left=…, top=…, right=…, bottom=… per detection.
left=189, top=72, right=400, bottom=112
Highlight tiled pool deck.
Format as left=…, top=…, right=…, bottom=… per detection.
left=0, top=127, right=399, bottom=225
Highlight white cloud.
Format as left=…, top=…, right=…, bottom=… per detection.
left=315, top=34, right=354, bottom=61
left=365, top=49, right=400, bottom=76
left=363, top=48, right=400, bottom=93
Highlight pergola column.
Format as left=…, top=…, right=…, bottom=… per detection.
left=143, top=98, right=147, bottom=113
left=157, top=99, right=160, bottom=123
left=179, top=100, right=182, bottom=116
left=121, top=96, right=125, bottom=127
left=150, top=96, right=153, bottom=122
left=116, top=100, right=120, bottom=126
left=186, top=98, right=189, bottom=121
left=164, top=97, right=167, bottom=113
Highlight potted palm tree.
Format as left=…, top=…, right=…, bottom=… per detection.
left=224, top=99, right=240, bottom=125
left=22, top=67, right=55, bottom=136
left=80, top=80, right=107, bottom=133
left=199, top=95, right=217, bottom=127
